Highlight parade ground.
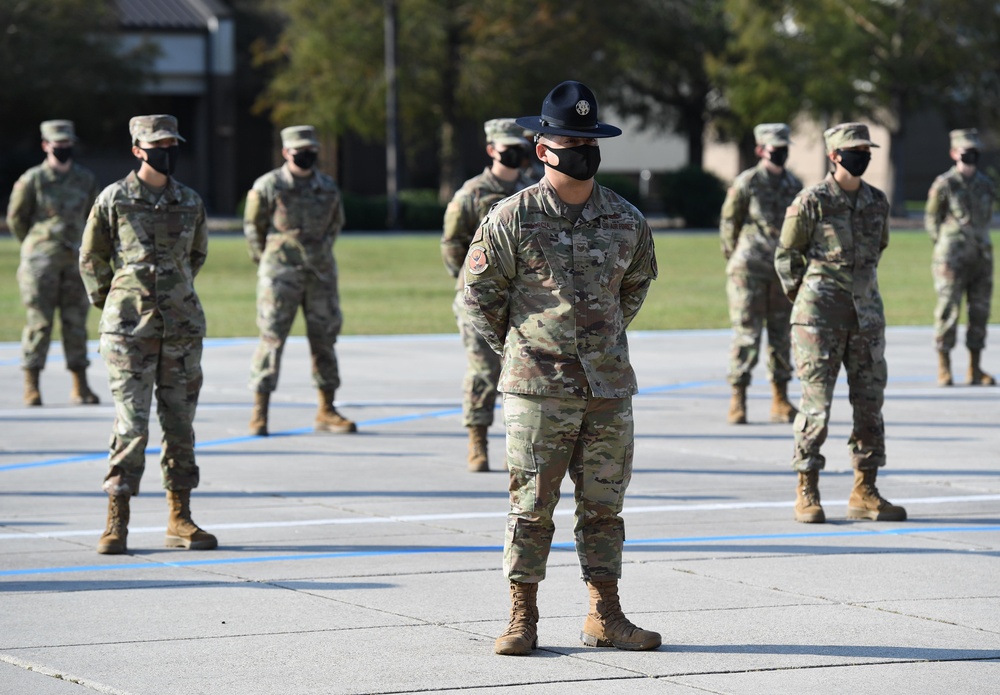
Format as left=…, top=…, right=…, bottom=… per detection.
left=1, top=327, right=998, bottom=694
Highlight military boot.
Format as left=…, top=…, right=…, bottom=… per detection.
left=727, top=385, right=747, bottom=424
left=69, top=369, right=100, bottom=405
left=96, top=494, right=130, bottom=555
left=467, top=425, right=489, bottom=472
left=769, top=381, right=797, bottom=423
left=794, top=470, right=825, bottom=523
left=315, top=390, right=358, bottom=433
left=495, top=580, right=539, bottom=655
left=968, top=350, right=996, bottom=386
left=249, top=392, right=270, bottom=436
left=847, top=469, right=907, bottom=521
left=937, top=350, right=953, bottom=386
left=581, top=580, right=661, bottom=651
left=165, top=490, right=218, bottom=549
left=23, top=368, right=42, bottom=407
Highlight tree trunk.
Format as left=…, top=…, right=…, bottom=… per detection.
left=437, top=8, right=463, bottom=203
left=682, top=103, right=706, bottom=169
left=888, top=124, right=908, bottom=219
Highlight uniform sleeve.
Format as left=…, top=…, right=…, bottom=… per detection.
left=463, top=214, right=516, bottom=354
left=441, top=191, right=476, bottom=277
left=191, top=203, right=209, bottom=277
left=719, top=179, right=749, bottom=259
left=79, top=197, right=114, bottom=309
left=243, top=186, right=270, bottom=263
left=621, top=219, right=658, bottom=328
left=774, top=195, right=813, bottom=301
left=5, top=172, right=36, bottom=242
left=924, top=178, right=946, bottom=243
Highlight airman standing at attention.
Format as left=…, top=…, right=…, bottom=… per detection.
left=925, top=128, right=996, bottom=387
left=441, top=119, right=535, bottom=472
left=7, top=120, right=100, bottom=407
left=720, top=123, right=803, bottom=424
left=244, top=126, right=356, bottom=436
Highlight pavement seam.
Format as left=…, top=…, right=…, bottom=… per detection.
left=0, top=652, right=137, bottom=694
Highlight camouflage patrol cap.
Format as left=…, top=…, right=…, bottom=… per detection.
left=40, top=120, right=78, bottom=143
left=281, top=125, right=319, bottom=150
left=949, top=128, right=982, bottom=150
left=753, top=123, right=791, bottom=147
left=129, top=115, right=185, bottom=144
left=823, top=122, right=879, bottom=152
left=484, top=119, right=530, bottom=147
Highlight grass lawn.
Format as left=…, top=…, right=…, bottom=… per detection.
left=0, top=230, right=995, bottom=342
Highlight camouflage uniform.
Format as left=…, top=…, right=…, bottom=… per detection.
left=7, top=121, right=98, bottom=375
left=442, top=120, right=535, bottom=428
left=464, top=177, right=657, bottom=581
left=245, top=140, right=346, bottom=397
left=80, top=116, right=207, bottom=495
left=720, top=125, right=802, bottom=388
left=925, top=130, right=995, bottom=355
left=775, top=128, right=889, bottom=473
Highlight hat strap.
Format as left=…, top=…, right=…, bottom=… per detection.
left=540, top=117, right=597, bottom=131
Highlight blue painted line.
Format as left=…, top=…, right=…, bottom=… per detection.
left=2, top=525, right=997, bottom=578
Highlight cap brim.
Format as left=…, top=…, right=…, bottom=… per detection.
left=514, top=116, right=621, bottom=139
left=493, top=136, right=531, bottom=147
left=838, top=139, right=879, bottom=149
left=144, top=131, right=186, bottom=143
left=284, top=139, right=319, bottom=149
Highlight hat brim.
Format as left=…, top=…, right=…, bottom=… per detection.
left=140, top=131, right=187, bottom=143
left=284, top=139, right=319, bottom=150
left=831, top=139, right=879, bottom=150
left=493, top=135, right=531, bottom=147
left=515, top=116, right=621, bottom=139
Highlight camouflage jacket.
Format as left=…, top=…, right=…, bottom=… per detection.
left=244, top=164, right=344, bottom=278
left=80, top=171, right=208, bottom=337
left=775, top=173, right=889, bottom=331
left=6, top=161, right=98, bottom=256
left=463, top=178, right=658, bottom=398
left=441, top=166, right=535, bottom=290
left=720, top=161, right=802, bottom=277
left=924, top=167, right=995, bottom=252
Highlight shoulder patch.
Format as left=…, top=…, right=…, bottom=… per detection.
left=785, top=204, right=799, bottom=218
left=467, top=245, right=489, bottom=275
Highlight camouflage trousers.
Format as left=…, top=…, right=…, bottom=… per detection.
left=452, top=291, right=501, bottom=427
left=932, top=245, right=993, bottom=352
left=250, top=268, right=343, bottom=394
left=99, top=334, right=203, bottom=495
left=726, top=270, right=793, bottom=386
left=17, top=248, right=91, bottom=371
left=790, top=324, right=886, bottom=472
left=502, top=393, right=634, bottom=583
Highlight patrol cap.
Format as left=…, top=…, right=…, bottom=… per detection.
left=515, top=80, right=622, bottom=138
left=129, top=115, right=185, bottom=144
left=40, top=120, right=78, bottom=143
left=281, top=125, right=319, bottom=150
left=754, top=123, right=791, bottom=147
left=484, top=119, right=530, bottom=147
left=823, top=122, right=879, bottom=152
left=949, top=128, right=982, bottom=150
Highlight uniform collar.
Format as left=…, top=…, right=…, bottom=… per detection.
left=823, top=172, right=876, bottom=210
left=279, top=163, right=321, bottom=190
left=537, top=176, right=617, bottom=222
left=125, top=170, right=181, bottom=204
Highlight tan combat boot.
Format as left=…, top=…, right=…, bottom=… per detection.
left=769, top=381, right=797, bottom=423
left=937, top=350, right=953, bottom=386
left=847, top=469, right=907, bottom=521
left=581, top=580, right=661, bottom=651
left=467, top=425, right=489, bottom=472
left=315, top=390, right=358, bottom=433
left=727, top=385, right=747, bottom=424
left=70, top=369, right=100, bottom=405
left=165, top=490, right=218, bottom=549
left=968, top=350, right=996, bottom=386
left=794, top=470, right=825, bottom=523
left=97, top=494, right=130, bottom=554
left=249, top=392, right=270, bottom=436
left=23, top=368, right=42, bottom=407
left=495, top=580, right=539, bottom=655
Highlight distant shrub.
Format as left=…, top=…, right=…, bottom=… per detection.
left=660, top=166, right=727, bottom=228
left=595, top=173, right=642, bottom=209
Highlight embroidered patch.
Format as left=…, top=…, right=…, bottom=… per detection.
left=467, top=245, right=489, bottom=275
left=785, top=204, right=799, bottom=217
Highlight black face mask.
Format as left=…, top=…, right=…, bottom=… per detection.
left=960, top=150, right=980, bottom=165
left=497, top=146, right=526, bottom=169
left=767, top=147, right=788, bottom=168
left=292, top=150, right=318, bottom=170
left=140, top=145, right=179, bottom=176
left=52, top=146, right=74, bottom=164
left=836, top=149, right=871, bottom=177
left=544, top=144, right=601, bottom=181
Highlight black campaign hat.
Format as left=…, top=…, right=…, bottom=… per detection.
left=515, top=81, right=622, bottom=138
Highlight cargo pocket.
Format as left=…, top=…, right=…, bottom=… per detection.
left=506, top=435, right=539, bottom=513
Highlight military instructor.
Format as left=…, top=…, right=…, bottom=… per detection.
left=464, top=81, right=660, bottom=656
